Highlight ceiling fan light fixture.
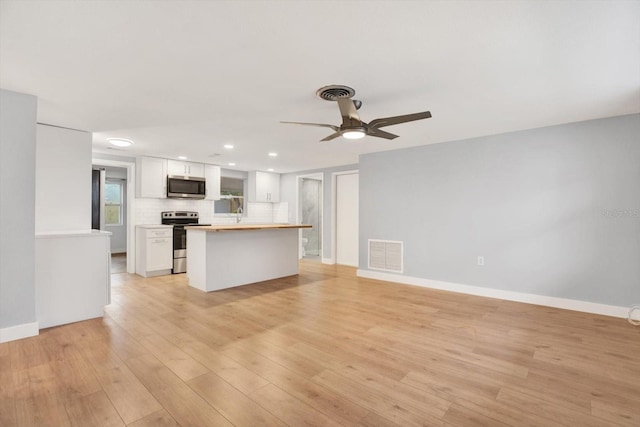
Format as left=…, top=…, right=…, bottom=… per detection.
left=342, top=129, right=366, bottom=140
left=282, top=86, right=431, bottom=142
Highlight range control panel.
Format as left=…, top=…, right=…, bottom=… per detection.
left=162, top=211, right=199, bottom=219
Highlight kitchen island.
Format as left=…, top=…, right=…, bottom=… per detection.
left=186, top=223, right=312, bottom=292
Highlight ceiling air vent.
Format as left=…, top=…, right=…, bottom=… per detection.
left=316, top=85, right=356, bottom=101
left=368, top=239, right=403, bottom=273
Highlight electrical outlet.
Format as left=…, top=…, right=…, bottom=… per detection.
left=477, top=256, right=485, bottom=266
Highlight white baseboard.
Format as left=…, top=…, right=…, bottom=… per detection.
left=357, top=269, right=628, bottom=318
left=322, top=257, right=334, bottom=265
left=0, top=321, right=39, bottom=343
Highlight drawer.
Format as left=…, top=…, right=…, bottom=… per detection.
left=147, top=228, right=173, bottom=238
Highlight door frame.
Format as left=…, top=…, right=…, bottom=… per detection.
left=331, top=169, right=359, bottom=265
left=295, top=172, right=323, bottom=260
left=92, top=158, right=136, bottom=274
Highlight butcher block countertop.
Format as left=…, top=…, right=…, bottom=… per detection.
left=186, top=223, right=312, bottom=232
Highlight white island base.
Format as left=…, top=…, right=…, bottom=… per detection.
left=187, top=225, right=308, bottom=292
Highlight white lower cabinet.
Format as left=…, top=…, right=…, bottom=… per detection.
left=146, top=237, right=172, bottom=270
left=136, top=226, right=173, bottom=277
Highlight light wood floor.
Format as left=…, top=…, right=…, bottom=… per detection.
left=111, top=253, right=127, bottom=274
left=2, top=261, right=639, bottom=426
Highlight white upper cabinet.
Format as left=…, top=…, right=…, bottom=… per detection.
left=248, top=170, right=280, bottom=202
left=205, top=165, right=221, bottom=200
left=136, top=156, right=167, bottom=198
left=167, top=160, right=205, bottom=177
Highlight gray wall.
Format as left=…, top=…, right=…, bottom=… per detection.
left=281, top=163, right=358, bottom=260
left=104, top=166, right=127, bottom=253
left=0, top=89, right=37, bottom=329
left=360, top=114, right=640, bottom=307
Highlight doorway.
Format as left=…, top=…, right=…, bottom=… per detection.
left=92, top=165, right=128, bottom=273
left=92, top=158, right=136, bottom=274
left=297, top=173, right=323, bottom=261
left=334, top=171, right=359, bottom=267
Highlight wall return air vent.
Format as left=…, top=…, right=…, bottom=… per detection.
left=368, top=239, right=403, bottom=273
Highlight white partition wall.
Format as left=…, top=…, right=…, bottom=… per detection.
left=32, top=124, right=113, bottom=331
left=35, top=231, right=111, bottom=328
left=35, top=124, right=92, bottom=232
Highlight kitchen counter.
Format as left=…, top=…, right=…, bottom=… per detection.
left=186, top=223, right=311, bottom=231
left=135, top=224, right=174, bottom=229
left=36, top=229, right=112, bottom=238
left=186, top=224, right=312, bottom=292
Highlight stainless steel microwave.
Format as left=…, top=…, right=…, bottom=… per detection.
left=167, top=175, right=206, bottom=199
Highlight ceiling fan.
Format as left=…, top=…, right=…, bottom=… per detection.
left=281, top=85, right=432, bottom=141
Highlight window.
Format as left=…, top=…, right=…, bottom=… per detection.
left=105, top=180, right=123, bottom=225
left=214, top=177, right=245, bottom=214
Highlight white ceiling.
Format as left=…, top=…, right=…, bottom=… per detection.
left=1, top=0, right=639, bottom=173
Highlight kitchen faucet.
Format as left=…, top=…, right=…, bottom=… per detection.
left=236, top=206, right=243, bottom=223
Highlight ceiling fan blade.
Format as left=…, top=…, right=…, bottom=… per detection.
left=368, top=111, right=432, bottom=129
left=281, top=121, right=340, bottom=132
left=320, top=132, right=342, bottom=142
left=336, top=98, right=362, bottom=126
left=366, top=127, right=399, bottom=140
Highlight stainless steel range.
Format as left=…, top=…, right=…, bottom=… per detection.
left=161, top=211, right=210, bottom=274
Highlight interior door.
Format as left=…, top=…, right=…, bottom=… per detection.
left=336, top=172, right=359, bottom=266
left=300, top=177, right=322, bottom=258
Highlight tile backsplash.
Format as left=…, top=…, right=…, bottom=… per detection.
left=135, top=198, right=288, bottom=225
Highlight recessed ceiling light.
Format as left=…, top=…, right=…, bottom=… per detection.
left=224, top=144, right=234, bottom=149
left=228, top=162, right=236, bottom=166
left=268, top=152, right=278, bottom=157
left=342, top=130, right=365, bottom=140
left=178, top=156, right=187, bottom=160
left=107, top=138, right=134, bottom=147
left=267, top=168, right=274, bottom=172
